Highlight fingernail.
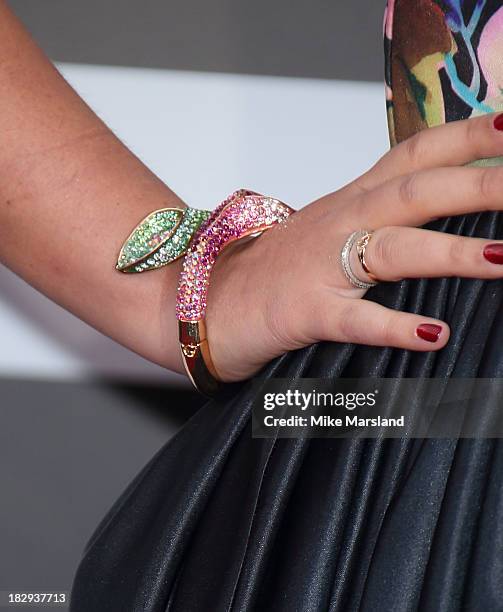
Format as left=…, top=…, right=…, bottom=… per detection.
left=483, top=243, right=503, bottom=264
left=494, top=113, right=503, bottom=131
left=416, top=324, right=442, bottom=343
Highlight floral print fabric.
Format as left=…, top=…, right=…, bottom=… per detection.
left=385, top=0, right=503, bottom=162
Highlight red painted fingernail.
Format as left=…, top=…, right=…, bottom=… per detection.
left=416, top=324, right=442, bottom=343
left=483, top=243, right=503, bottom=264
left=494, top=113, right=503, bottom=131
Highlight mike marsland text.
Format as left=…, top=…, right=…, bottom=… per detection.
left=262, top=414, right=405, bottom=428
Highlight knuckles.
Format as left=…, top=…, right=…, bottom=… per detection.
left=476, top=166, right=503, bottom=206
left=366, top=228, right=400, bottom=275
left=403, top=132, right=428, bottom=167
left=397, top=172, right=421, bottom=207
left=464, top=113, right=497, bottom=158
left=336, top=302, right=366, bottom=344
left=447, top=236, right=468, bottom=267
left=378, top=312, right=398, bottom=347
left=464, top=115, right=484, bottom=153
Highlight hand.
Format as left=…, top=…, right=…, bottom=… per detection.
left=206, top=113, right=503, bottom=382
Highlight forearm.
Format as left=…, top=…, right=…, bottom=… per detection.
left=0, top=1, right=186, bottom=373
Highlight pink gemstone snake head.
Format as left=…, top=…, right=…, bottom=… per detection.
left=176, top=191, right=294, bottom=322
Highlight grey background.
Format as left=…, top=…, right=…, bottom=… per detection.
left=9, top=0, right=384, bottom=81
left=1, top=0, right=383, bottom=608
left=0, top=379, right=202, bottom=609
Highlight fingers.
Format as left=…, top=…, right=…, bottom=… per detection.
left=353, top=164, right=503, bottom=229
left=310, top=297, right=450, bottom=352
left=353, top=112, right=503, bottom=192
left=358, top=227, right=503, bottom=282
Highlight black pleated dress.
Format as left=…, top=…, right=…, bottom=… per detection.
left=70, top=1, right=503, bottom=610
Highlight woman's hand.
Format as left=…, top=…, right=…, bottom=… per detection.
left=207, top=113, right=503, bottom=382
left=1, top=0, right=502, bottom=383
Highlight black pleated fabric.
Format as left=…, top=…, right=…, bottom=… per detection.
left=70, top=1, right=503, bottom=609
left=70, top=209, right=503, bottom=611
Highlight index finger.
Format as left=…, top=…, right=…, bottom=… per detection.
left=351, top=112, right=503, bottom=193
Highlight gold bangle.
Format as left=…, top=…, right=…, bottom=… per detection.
left=179, top=320, right=221, bottom=396
left=176, top=189, right=295, bottom=395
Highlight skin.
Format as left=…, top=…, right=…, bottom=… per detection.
left=1, top=1, right=503, bottom=384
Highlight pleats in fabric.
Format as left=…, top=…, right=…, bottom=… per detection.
left=70, top=209, right=503, bottom=612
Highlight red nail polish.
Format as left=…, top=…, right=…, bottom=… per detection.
left=494, top=113, right=503, bottom=131
left=484, top=243, right=503, bottom=264
left=416, top=324, right=442, bottom=343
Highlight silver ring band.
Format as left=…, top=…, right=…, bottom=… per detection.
left=341, top=230, right=378, bottom=289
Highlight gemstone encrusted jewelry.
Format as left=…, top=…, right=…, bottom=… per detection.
left=116, top=207, right=211, bottom=273
left=340, top=229, right=378, bottom=290
left=176, top=189, right=295, bottom=395
left=176, top=190, right=293, bottom=321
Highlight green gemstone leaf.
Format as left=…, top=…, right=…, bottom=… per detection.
left=117, top=208, right=212, bottom=274
left=116, top=208, right=184, bottom=271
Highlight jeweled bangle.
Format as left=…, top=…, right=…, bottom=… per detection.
left=116, top=206, right=211, bottom=273
left=176, top=189, right=295, bottom=396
